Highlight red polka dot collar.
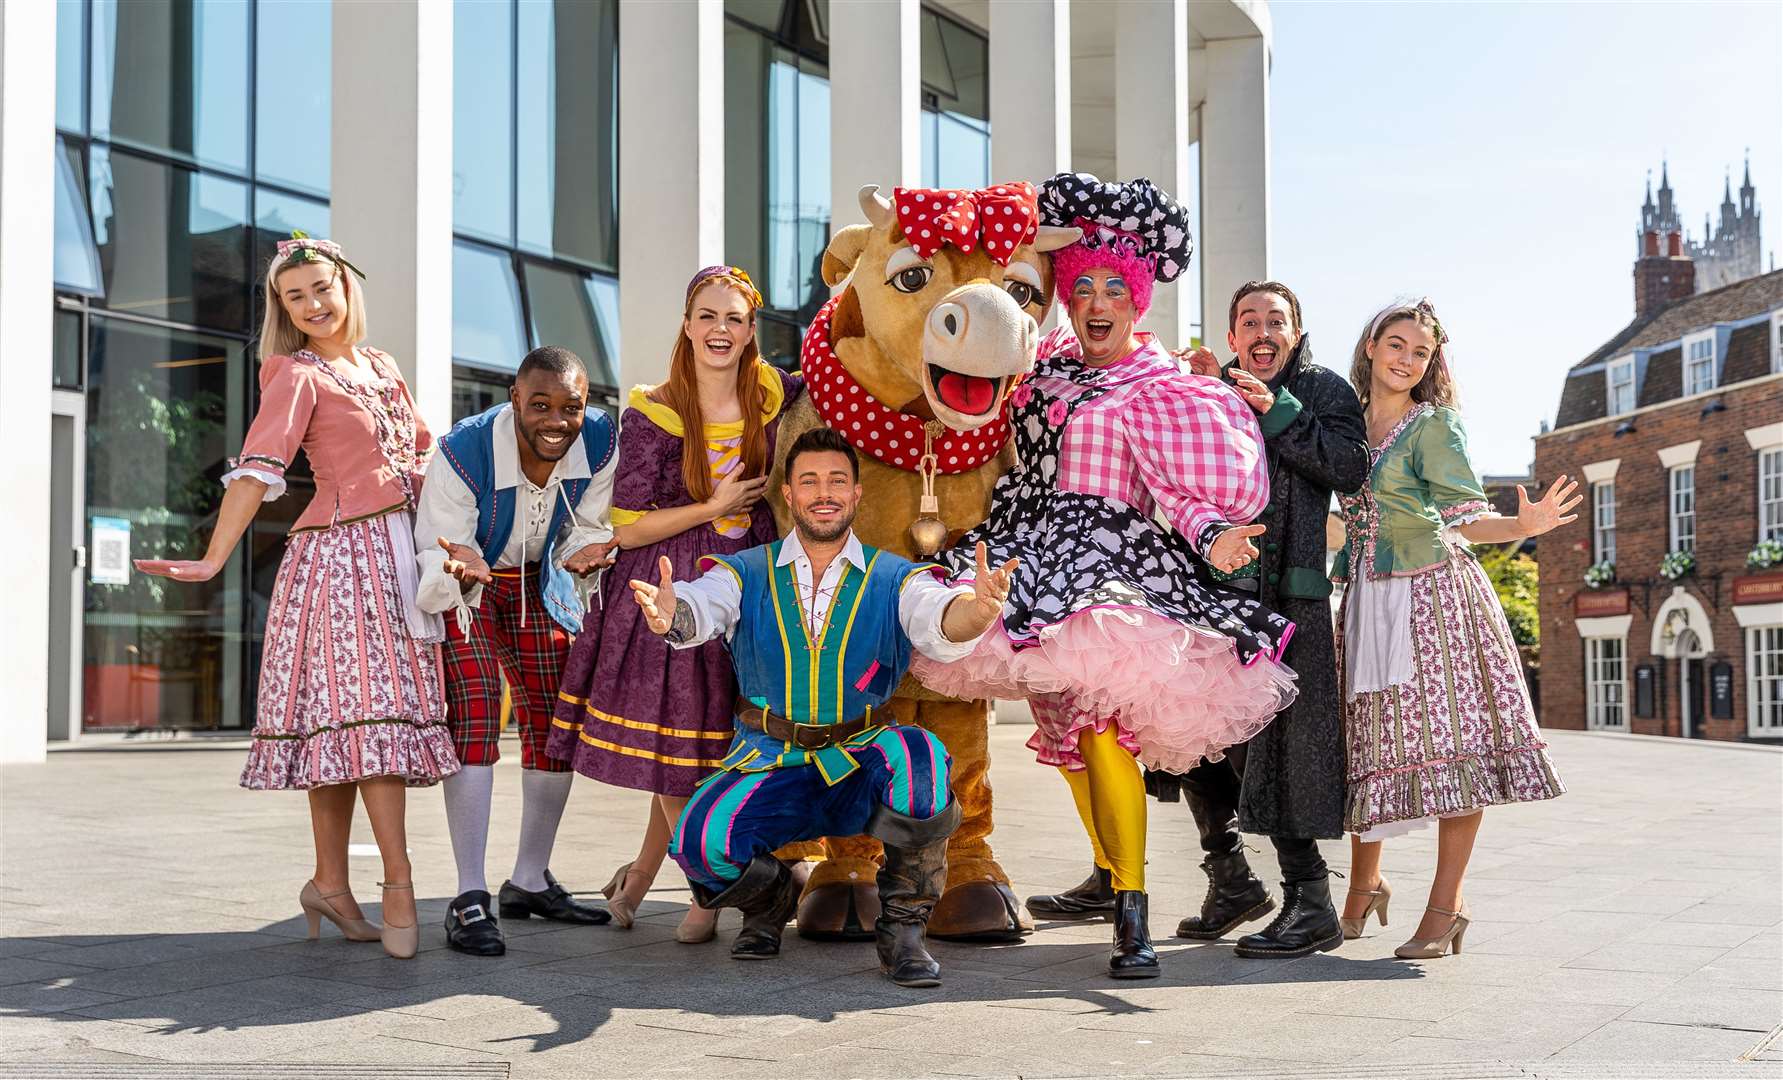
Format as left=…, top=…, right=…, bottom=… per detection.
left=800, top=294, right=1012, bottom=475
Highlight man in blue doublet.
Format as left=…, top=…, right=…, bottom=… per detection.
left=630, top=427, right=1015, bottom=988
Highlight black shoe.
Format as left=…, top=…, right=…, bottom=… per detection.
left=444, top=890, right=505, bottom=956
left=1026, top=866, right=1117, bottom=919
left=498, top=869, right=612, bottom=925
left=690, top=855, right=802, bottom=961
left=1109, top=890, right=1160, bottom=979
left=1234, top=875, right=1344, bottom=959
left=1175, top=849, right=1275, bottom=940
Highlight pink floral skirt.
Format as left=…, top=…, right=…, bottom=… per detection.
left=239, top=515, right=460, bottom=790
left=1341, top=553, right=1563, bottom=835
left=911, top=605, right=1297, bottom=774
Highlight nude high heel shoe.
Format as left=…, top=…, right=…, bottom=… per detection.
left=1339, top=876, right=1391, bottom=940
left=378, top=881, right=419, bottom=960
left=602, top=862, right=638, bottom=929
left=300, top=880, right=381, bottom=942
left=1394, top=902, right=1470, bottom=959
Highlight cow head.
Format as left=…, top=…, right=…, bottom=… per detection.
left=821, top=185, right=1080, bottom=432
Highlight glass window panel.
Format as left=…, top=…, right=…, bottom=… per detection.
left=88, top=146, right=251, bottom=331
left=255, top=0, right=331, bottom=195
left=585, top=272, right=622, bottom=386
left=90, top=0, right=250, bottom=172
left=936, top=16, right=987, bottom=121
left=54, top=137, right=104, bottom=297
left=517, top=0, right=618, bottom=269
left=453, top=363, right=512, bottom=424
left=452, top=242, right=527, bottom=371
left=57, top=0, right=84, bottom=133
left=919, top=13, right=955, bottom=102
left=725, top=0, right=784, bottom=33
left=83, top=317, right=248, bottom=731
left=934, top=112, right=989, bottom=192
left=921, top=109, right=938, bottom=188
left=251, top=188, right=330, bottom=331
left=522, top=261, right=620, bottom=392
left=453, top=0, right=514, bottom=243
left=763, top=55, right=830, bottom=316
left=54, top=308, right=83, bottom=390
left=724, top=22, right=773, bottom=289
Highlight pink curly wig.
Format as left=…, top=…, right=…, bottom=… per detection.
left=1050, top=224, right=1157, bottom=319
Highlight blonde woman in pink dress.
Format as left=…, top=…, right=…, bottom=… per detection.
left=137, top=237, right=458, bottom=960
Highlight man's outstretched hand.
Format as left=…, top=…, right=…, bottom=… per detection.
left=563, top=539, right=620, bottom=578
left=631, top=555, right=678, bottom=636
left=437, top=538, right=493, bottom=586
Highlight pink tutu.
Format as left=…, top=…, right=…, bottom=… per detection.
left=911, top=605, right=1297, bottom=774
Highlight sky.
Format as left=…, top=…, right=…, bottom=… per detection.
left=1256, top=0, right=1781, bottom=475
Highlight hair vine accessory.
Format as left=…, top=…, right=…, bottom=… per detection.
left=276, top=230, right=367, bottom=280
left=686, top=264, right=764, bottom=309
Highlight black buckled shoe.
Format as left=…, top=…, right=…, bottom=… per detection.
left=1175, top=848, right=1275, bottom=940
left=1109, top=890, right=1160, bottom=979
left=444, top=890, right=505, bottom=956
left=1025, top=865, right=1117, bottom=919
left=498, top=869, right=611, bottom=925
left=690, top=855, right=803, bottom=961
left=1234, top=875, right=1344, bottom=959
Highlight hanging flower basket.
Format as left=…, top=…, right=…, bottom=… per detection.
left=1749, top=538, right=1783, bottom=571
left=1658, top=549, right=1696, bottom=582
left=1582, top=560, right=1616, bottom=589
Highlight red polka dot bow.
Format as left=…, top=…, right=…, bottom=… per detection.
left=892, top=182, right=1039, bottom=266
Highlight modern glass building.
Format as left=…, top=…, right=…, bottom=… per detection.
left=8, top=0, right=1273, bottom=756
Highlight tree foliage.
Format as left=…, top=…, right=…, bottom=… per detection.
left=1475, top=544, right=1539, bottom=648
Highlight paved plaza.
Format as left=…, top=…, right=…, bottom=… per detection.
left=1, top=725, right=1779, bottom=1079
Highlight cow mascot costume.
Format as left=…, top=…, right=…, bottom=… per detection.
left=767, top=182, right=1079, bottom=941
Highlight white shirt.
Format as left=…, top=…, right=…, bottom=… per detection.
left=414, top=406, right=616, bottom=614
left=671, top=530, right=983, bottom=663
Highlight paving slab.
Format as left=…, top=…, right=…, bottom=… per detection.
left=1, top=726, right=1778, bottom=1076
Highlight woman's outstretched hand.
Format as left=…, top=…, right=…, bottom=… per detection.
left=134, top=558, right=223, bottom=582
left=1516, top=474, right=1582, bottom=538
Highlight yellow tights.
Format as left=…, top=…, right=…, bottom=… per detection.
left=1058, top=724, right=1147, bottom=892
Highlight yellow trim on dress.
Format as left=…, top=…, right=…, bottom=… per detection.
left=627, top=363, right=786, bottom=438
left=610, top=507, right=647, bottom=526
left=575, top=733, right=726, bottom=769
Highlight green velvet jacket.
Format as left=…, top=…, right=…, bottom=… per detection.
left=1332, top=403, right=1490, bottom=582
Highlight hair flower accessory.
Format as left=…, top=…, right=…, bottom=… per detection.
left=276, top=231, right=367, bottom=280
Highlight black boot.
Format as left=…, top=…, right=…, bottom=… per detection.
left=1234, top=874, right=1344, bottom=959
left=1175, top=849, right=1274, bottom=939
left=1025, top=866, right=1116, bottom=919
left=866, top=800, right=960, bottom=989
left=689, top=855, right=801, bottom=960
left=1109, top=890, right=1160, bottom=979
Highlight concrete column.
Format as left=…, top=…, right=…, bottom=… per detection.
left=1115, top=0, right=1191, bottom=347
left=331, top=0, right=454, bottom=436
left=990, top=0, right=1070, bottom=188
left=829, top=0, right=921, bottom=233
left=1199, top=35, right=1270, bottom=346
left=0, top=0, right=54, bottom=763
left=618, top=0, right=724, bottom=389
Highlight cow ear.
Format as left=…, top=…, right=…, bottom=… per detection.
left=822, top=225, right=872, bottom=288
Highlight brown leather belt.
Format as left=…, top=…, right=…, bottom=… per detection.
left=736, top=697, right=874, bottom=751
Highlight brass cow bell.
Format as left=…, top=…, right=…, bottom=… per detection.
left=909, top=420, right=948, bottom=558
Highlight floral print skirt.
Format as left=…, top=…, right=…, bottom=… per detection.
left=1340, top=551, right=1563, bottom=837
left=240, top=515, right=459, bottom=790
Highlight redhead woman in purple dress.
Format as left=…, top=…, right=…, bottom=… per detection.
left=136, top=238, right=457, bottom=960
left=546, top=266, right=800, bottom=943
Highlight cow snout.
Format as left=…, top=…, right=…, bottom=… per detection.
left=921, top=283, right=1038, bottom=380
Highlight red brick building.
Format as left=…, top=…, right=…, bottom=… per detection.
left=1535, top=264, right=1783, bottom=742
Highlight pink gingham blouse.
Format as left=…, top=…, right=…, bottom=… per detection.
left=1028, top=326, right=1270, bottom=555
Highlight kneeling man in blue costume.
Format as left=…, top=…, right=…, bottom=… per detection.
left=630, top=426, right=1014, bottom=988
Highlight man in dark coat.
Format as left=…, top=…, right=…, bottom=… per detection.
left=1026, top=281, right=1367, bottom=959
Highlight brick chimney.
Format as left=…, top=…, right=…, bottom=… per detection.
left=1634, top=229, right=1695, bottom=316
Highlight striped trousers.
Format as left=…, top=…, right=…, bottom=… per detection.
left=670, top=724, right=953, bottom=891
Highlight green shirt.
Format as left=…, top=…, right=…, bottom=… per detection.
left=1332, top=404, right=1489, bottom=582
